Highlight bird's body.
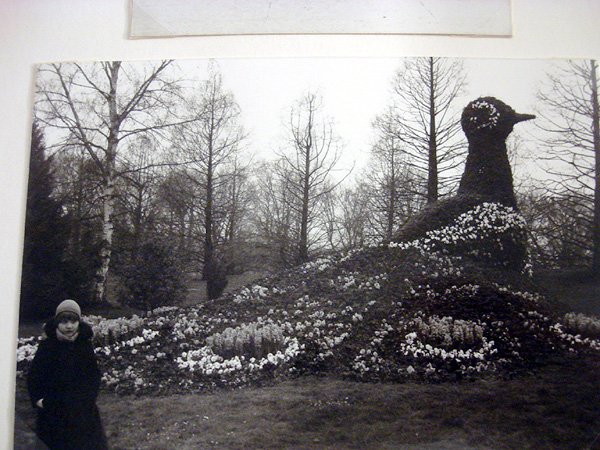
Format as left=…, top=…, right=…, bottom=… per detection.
left=459, top=134, right=517, bottom=207
left=393, top=97, right=534, bottom=270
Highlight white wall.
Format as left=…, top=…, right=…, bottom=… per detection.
left=2, top=0, right=599, bottom=447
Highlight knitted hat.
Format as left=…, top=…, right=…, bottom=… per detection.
left=55, top=299, right=81, bottom=319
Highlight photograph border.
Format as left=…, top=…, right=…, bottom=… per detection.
left=3, top=1, right=600, bottom=448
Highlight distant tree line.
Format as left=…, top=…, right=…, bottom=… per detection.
left=20, top=58, right=600, bottom=320
left=525, top=59, right=600, bottom=272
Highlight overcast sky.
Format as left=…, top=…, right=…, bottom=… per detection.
left=168, top=56, right=554, bottom=181
left=36, top=57, right=562, bottom=187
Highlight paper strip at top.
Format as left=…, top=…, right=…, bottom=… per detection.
left=130, top=0, right=512, bottom=38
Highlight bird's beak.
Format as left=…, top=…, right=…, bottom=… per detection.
left=514, top=113, right=536, bottom=124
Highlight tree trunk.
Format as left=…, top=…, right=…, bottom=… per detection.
left=132, top=191, right=143, bottom=261
left=427, top=57, right=439, bottom=204
left=92, top=62, right=121, bottom=304
left=298, top=115, right=313, bottom=263
left=591, top=59, right=600, bottom=275
left=94, top=169, right=116, bottom=303
left=226, top=171, right=238, bottom=242
left=203, top=141, right=215, bottom=280
left=386, top=140, right=397, bottom=241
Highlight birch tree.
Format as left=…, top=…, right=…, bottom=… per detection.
left=35, top=60, right=182, bottom=303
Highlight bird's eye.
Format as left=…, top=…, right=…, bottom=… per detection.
left=469, top=100, right=499, bottom=130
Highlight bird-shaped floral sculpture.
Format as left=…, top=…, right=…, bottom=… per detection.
left=458, top=97, right=535, bottom=208
left=394, top=97, right=535, bottom=272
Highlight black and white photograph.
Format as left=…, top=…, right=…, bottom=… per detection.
left=3, top=2, right=600, bottom=450
left=11, top=54, right=600, bottom=450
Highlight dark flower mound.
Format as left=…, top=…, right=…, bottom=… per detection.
left=16, top=203, right=600, bottom=395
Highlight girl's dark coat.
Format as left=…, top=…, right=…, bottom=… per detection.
left=27, top=320, right=108, bottom=450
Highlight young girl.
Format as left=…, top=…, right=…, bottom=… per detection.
left=27, top=299, right=109, bottom=450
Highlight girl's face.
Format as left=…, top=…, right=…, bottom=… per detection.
left=57, top=314, right=80, bottom=338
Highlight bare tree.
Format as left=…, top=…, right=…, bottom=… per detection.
left=364, top=116, right=424, bottom=241
left=519, top=188, right=591, bottom=268
left=116, top=135, right=164, bottom=258
left=170, top=67, right=246, bottom=285
left=333, top=185, right=371, bottom=251
left=536, top=59, right=600, bottom=273
left=35, top=60, right=183, bottom=303
left=252, top=160, right=297, bottom=268
left=53, top=146, right=104, bottom=260
left=155, top=169, right=199, bottom=262
left=280, top=91, right=345, bottom=264
left=374, top=57, right=467, bottom=204
left=214, top=154, right=254, bottom=270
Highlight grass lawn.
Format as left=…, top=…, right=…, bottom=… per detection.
left=14, top=354, right=600, bottom=450
left=13, top=269, right=600, bottom=449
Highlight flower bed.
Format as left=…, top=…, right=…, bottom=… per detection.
left=16, top=202, right=600, bottom=395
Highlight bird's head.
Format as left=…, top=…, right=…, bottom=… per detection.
left=461, top=97, right=535, bottom=140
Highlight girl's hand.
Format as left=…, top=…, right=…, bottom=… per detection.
left=36, top=398, right=44, bottom=409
